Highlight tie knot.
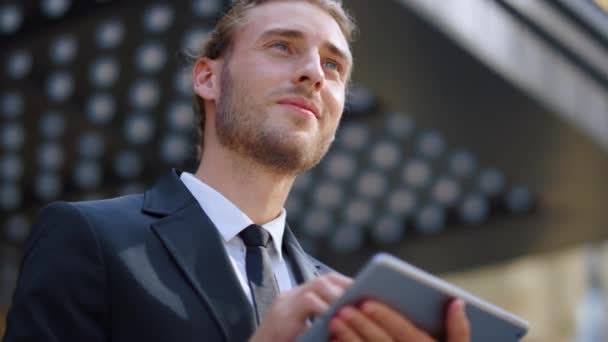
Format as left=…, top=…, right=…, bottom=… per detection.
left=239, top=224, right=271, bottom=248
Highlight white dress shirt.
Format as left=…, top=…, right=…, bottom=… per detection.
left=180, top=172, right=297, bottom=304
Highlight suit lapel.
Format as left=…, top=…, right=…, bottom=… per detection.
left=283, top=224, right=321, bottom=284
left=144, top=170, right=256, bottom=342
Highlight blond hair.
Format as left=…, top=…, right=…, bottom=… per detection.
left=192, top=0, right=357, bottom=160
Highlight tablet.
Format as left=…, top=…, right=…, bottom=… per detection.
left=298, top=253, right=529, bottom=342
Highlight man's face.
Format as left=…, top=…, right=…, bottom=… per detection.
left=213, top=0, right=352, bottom=175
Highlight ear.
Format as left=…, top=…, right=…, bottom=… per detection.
left=192, top=57, right=221, bottom=102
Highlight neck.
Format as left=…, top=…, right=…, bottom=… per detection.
left=194, top=142, right=296, bottom=225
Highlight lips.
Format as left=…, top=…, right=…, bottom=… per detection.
left=277, top=97, right=320, bottom=119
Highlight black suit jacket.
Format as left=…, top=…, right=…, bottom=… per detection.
left=4, top=170, right=330, bottom=342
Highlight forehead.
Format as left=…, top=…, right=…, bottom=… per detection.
left=235, top=1, right=351, bottom=58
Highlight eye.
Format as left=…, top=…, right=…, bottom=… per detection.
left=324, top=59, right=341, bottom=72
left=270, top=41, right=290, bottom=52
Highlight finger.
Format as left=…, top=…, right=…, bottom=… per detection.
left=329, top=316, right=363, bottom=342
left=280, top=275, right=349, bottom=323
left=324, top=272, right=354, bottom=289
left=446, top=299, right=471, bottom=342
left=361, top=301, right=435, bottom=342
left=307, top=275, right=348, bottom=303
left=278, top=274, right=354, bottom=327
left=252, top=291, right=322, bottom=342
left=293, top=290, right=331, bottom=320
left=335, top=306, right=392, bottom=342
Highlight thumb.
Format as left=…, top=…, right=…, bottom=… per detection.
left=446, top=299, right=471, bottom=342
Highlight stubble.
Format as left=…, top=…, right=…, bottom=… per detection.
left=215, top=64, right=335, bottom=175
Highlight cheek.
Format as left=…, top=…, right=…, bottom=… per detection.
left=238, top=54, right=287, bottom=83
left=323, top=88, right=345, bottom=121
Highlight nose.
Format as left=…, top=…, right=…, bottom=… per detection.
left=293, top=52, right=325, bottom=92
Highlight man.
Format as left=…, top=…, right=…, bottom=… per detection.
left=4, top=1, right=470, bottom=341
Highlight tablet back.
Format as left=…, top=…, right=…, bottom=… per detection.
left=298, top=253, right=528, bottom=342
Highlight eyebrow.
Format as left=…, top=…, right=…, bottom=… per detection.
left=258, top=28, right=353, bottom=66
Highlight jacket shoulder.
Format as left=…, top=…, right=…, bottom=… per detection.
left=67, top=193, right=145, bottom=215
left=26, top=194, right=146, bottom=249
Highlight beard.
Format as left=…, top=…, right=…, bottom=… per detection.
left=214, top=64, right=336, bottom=175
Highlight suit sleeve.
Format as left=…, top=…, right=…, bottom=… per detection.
left=3, top=202, right=109, bottom=341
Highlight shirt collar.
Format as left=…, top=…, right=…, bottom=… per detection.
left=180, top=172, right=286, bottom=260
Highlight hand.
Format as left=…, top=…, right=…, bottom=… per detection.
left=249, top=273, right=353, bottom=342
left=329, top=299, right=470, bottom=342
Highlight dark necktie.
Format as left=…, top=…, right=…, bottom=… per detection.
left=239, top=224, right=280, bottom=325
